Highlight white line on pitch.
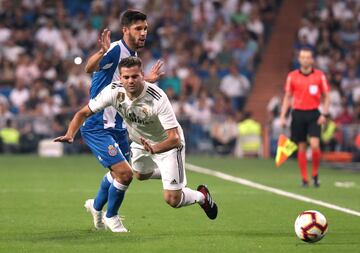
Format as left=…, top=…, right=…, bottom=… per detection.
left=186, top=163, right=360, bottom=217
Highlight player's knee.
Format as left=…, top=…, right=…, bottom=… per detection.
left=134, top=172, right=151, bottom=181
left=164, top=193, right=181, bottom=208
left=112, top=169, right=133, bottom=185
left=121, top=170, right=133, bottom=184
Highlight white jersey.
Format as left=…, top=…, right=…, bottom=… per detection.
left=88, top=81, right=185, bottom=146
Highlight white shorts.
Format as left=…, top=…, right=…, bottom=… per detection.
left=130, top=143, right=187, bottom=190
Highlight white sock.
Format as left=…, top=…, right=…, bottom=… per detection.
left=106, top=172, right=114, bottom=184
left=149, top=168, right=161, bottom=179
left=112, top=179, right=128, bottom=191
left=176, top=187, right=205, bottom=208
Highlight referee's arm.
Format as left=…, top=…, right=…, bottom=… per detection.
left=280, top=91, right=292, bottom=127
left=318, top=92, right=330, bottom=125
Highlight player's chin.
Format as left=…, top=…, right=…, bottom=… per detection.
left=136, top=41, right=145, bottom=49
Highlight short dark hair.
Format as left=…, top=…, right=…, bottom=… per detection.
left=299, top=47, right=314, bottom=56
left=119, top=56, right=142, bottom=71
left=121, top=10, right=147, bottom=27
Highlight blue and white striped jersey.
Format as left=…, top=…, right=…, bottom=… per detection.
left=81, top=39, right=137, bottom=133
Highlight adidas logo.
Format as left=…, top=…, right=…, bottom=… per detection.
left=170, top=179, right=177, bottom=184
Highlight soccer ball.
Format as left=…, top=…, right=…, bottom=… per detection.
left=294, top=210, right=328, bottom=243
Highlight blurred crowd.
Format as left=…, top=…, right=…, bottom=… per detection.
left=268, top=0, right=360, bottom=155
left=0, top=0, right=280, bottom=155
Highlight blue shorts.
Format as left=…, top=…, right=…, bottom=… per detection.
left=80, top=129, right=130, bottom=169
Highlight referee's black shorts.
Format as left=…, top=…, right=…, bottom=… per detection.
left=291, top=109, right=321, bottom=143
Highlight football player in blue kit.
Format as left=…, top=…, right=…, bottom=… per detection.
left=79, top=10, right=163, bottom=232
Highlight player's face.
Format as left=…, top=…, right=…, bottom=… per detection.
left=298, top=50, right=314, bottom=68
left=120, top=66, right=144, bottom=95
left=124, top=20, right=148, bottom=50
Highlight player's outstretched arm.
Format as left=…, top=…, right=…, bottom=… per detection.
left=144, top=60, right=165, bottom=83
left=54, top=106, right=94, bottom=143
left=85, top=28, right=111, bottom=73
left=140, top=127, right=181, bottom=154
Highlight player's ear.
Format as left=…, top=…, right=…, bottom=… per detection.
left=122, top=26, right=128, bottom=35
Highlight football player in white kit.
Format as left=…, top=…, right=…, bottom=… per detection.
left=55, top=57, right=218, bottom=227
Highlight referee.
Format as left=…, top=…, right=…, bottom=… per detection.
left=280, top=48, right=330, bottom=187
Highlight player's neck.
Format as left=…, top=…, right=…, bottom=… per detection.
left=300, top=66, right=313, bottom=75
left=123, top=37, right=137, bottom=52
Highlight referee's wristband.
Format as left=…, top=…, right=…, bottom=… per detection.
left=321, top=114, right=330, bottom=118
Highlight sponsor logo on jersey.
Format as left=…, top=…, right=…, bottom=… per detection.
left=125, top=106, right=153, bottom=125
left=108, top=145, right=118, bottom=156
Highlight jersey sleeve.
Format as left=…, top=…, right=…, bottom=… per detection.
left=284, top=73, right=293, bottom=93
left=98, top=44, right=120, bottom=70
left=88, top=84, right=117, bottom=113
left=157, top=93, right=179, bottom=130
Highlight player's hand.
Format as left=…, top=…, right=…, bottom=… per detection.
left=98, top=28, right=111, bottom=55
left=279, top=116, right=287, bottom=128
left=145, top=60, right=165, bottom=83
left=317, top=115, right=327, bottom=125
left=140, top=137, right=155, bottom=154
left=53, top=135, right=74, bottom=144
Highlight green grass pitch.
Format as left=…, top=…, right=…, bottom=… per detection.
left=0, top=155, right=359, bottom=253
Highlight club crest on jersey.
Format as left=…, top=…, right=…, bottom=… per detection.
left=117, top=92, right=125, bottom=102
left=108, top=145, right=118, bottom=156
left=309, top=84, right=318, bottom=95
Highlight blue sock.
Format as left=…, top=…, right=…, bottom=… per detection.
left=106, top=179, right=128, bottom=218
left=93, top=172, right=112, bottom=211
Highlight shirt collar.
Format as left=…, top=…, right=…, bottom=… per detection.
left=120, top=39, right=136, bottom=56
left=298, top=68, right=314, bottom=76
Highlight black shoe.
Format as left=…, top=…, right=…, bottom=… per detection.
left=302, top=180, right=309, bottom=188
left=197, top=185, right=218, bottom=220
left=313, top=175, right=320, bottom=187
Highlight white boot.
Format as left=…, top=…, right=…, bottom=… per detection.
left=84, top=199, right=104, bottom=229
left=103, top=212, right=128, bottom=233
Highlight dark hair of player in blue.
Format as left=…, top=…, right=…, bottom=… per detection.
left=119, top=56, right=142, bottom=70
left=120, top=10, right=147, bottom=27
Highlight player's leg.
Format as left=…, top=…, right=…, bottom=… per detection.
left=103, top=159, right=132, bottom=232
left=297, top=141, right=308, bottom=186
left=291, top=110, right=309, bottom=186
left=308, top=110, right=322, bottom=187
left=131, top=146, right=161, bottom=181
left=81, top=130, right=131, bottom=232
left=81, top=130, right=112, bottom=229
left=158, top=145, right=218, bottom=219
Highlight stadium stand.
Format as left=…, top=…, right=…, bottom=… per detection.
left=0, top=0, right=281, bottom=154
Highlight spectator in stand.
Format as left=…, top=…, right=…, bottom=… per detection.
left=298, top=19, right=319, bottom=47
left=0, top=0, right=281, bottom=154
left=9, top=78, right=29, bottom=111
left=0, top=119, right=20, bottom=153
left=15, top=53, right=40, bottom=84
left=0, top=99, right=13, bottom=129
left=220, top=65, right=250, bottom=111
left=189, top=91, right=213, bottom=152
left=236, top=111, right=262, bottom=157
left=210, top=114, right=238, bottom=155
